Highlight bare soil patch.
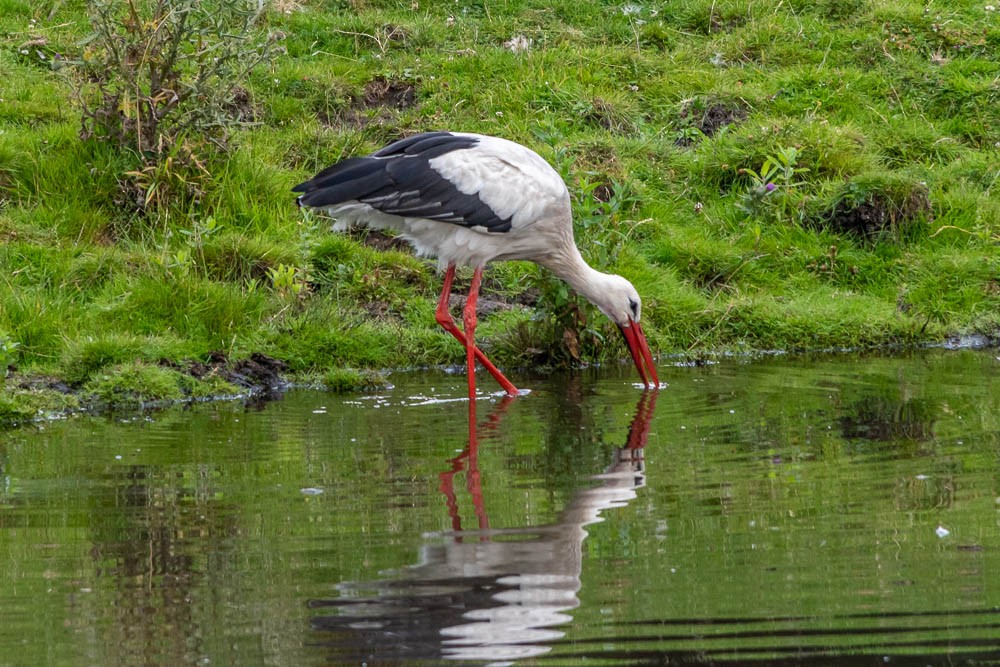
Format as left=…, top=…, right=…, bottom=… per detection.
left=824, top=186, right=933, bottom=241
left=676, top=100, right=747, bottom=145
left=322, top=76, right=417, bottom=130
left=185, top=351, right=288, bottom=393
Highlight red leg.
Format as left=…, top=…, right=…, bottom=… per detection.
left=434, top=265, right=519, bottom=396
left=463, top=268, right=482, bottom=403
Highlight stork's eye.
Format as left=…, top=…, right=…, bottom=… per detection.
left=628, top=298, right=640, bottom=319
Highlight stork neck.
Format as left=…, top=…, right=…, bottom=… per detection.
left=540, top=247, right=615, bottom=308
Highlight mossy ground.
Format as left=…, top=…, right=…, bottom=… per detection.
left=1, top=0, right=998, bottom=418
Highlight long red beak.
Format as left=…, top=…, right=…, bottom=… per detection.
left=619, top=320, right=659, bottom=389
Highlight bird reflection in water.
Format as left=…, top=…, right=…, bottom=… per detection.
left=308, top=390, right=658, bottom=664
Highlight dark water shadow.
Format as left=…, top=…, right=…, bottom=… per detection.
left=551, top=607, right=1000, bottom=666
left=307, top=391, right=659, bottom=664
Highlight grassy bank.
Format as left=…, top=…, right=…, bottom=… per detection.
left=1, top=0, right=998, bottom=420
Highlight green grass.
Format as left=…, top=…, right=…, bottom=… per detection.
left=0, top=0, right=998, bottom=415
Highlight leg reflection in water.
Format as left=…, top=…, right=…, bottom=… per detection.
left=308, top=390, right=659, bottom=664
left=438, top=393, right=517, bottom=536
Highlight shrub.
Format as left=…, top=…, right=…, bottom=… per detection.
left=67, top=0, right=285, bottom=215
left=74, top=0, right=281, bottom=154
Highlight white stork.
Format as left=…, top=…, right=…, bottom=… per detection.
left=293, top=131, right=659, bottom=398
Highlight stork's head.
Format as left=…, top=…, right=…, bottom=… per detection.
left=587, top=274, right=659, bottom=389
left=590, top=273, right=644, bottom=324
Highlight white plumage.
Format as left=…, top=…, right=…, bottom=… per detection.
left=294, top=131, right=658, bottom=395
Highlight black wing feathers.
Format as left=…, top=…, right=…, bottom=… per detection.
left=372, top=131, right=474, bottom=158
left=290, top=157, right=372, bottom=192
left=293, top=132, right=512, bottom=233
left=294, top=160, right=392, bottom=208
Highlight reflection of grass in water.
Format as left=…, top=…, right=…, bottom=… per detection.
left=839, top=395, right=937, bottom=442
left=3, top=352, right=999, bottom=664
left=568, top=353, right=1000, bottom=664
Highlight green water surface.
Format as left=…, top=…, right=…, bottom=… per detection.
left=1, top=350, right=998, bottom=666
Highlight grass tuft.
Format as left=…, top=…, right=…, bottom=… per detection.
left=322, top=367, right=391, bottom=393
left=81, top=361, right=186, bottom=408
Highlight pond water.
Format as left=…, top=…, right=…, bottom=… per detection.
left=1, top=349, right=999, bottom=666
